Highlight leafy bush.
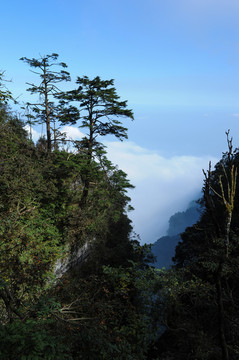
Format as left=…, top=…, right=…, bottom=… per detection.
left=0, top=319, right=72, bottom=360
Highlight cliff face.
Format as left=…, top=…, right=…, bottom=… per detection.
left=54, top=241, right=92, bottom=279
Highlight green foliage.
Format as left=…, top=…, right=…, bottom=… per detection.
left=0, top=62, right=191, bottom=359
left=0, top=318, right=71, bottom=359
left=0, top=71, right=14, bottom=104
left=155, top=143, right=239, bottom=359
left=0, top=99, right=161, bottom=359
left=3, top=55, right=238, bottom=360
left=50, top=258, right=159, bottom=360
left=58, top=75, right=134, bottom=204
left=58, top=76, right=133, bottom=158
left=0, top=114, right=65, bottom=307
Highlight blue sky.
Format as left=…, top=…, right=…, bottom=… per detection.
left=1, top=0, right=239, bottom=243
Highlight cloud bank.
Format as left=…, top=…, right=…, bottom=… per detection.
left=60, top=126, right=85, bottom=140
left=105, top=141, right=218, bottom=244
left=24, top=125, right=85, bottom=144
left=24, top=125, right=41, bottom=142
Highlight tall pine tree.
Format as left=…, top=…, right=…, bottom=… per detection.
left=20, top=54, right=70, bottom=151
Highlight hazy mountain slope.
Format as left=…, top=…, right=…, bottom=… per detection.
left=151, top=201, right=200, bottom=268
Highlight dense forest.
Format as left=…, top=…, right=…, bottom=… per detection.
left=0, top=55, right=239, bottom=359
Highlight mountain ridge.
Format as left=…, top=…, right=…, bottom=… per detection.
left=151, top=200, right=201, bottom=268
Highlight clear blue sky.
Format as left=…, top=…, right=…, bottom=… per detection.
left=1, top=0, right=239, bottom=243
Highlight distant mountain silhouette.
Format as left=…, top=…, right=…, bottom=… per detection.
left=151, top=201, right=201, bottom=268
left=167, top=203, right=200, bottom=236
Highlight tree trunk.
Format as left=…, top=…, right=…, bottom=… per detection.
left=80, top=110, right=94, bottom=206
left=225, top=212, right=232, bottom=258
left=43, top=59, right=51, bottom=152
left=0, top=286, right=24, bottom=321
left=216, top=262, right=229, bottom=360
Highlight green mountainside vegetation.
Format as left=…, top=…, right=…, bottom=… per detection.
left=151, top=134, right=239, bottom=360
left=0, top=55, right=239, bottom=359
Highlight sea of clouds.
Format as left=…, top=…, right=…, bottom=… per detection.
left=104, top=140, right=217, bottom=244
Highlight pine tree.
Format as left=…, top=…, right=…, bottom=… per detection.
left=20, top=54, right=70, bottom=151
left=58, top=76, right=134, bottom=203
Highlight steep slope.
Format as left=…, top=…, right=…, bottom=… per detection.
left=151, top=201, right=200, bottom=268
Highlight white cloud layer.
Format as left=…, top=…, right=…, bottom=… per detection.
left=24, top=125, right=85, bottom=144
left=61, top=126, right=85, bottom=140
left=24, top=125, right=41, bottom=142
left=105, top=141, right=218, bottom=244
